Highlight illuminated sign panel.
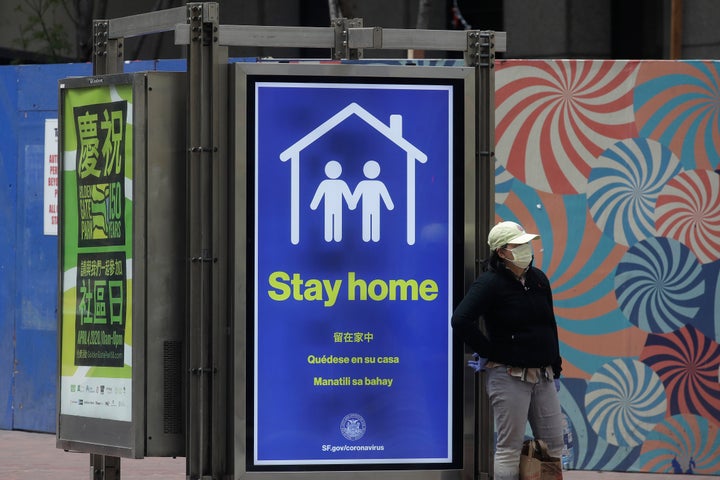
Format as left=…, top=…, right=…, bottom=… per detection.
left=251, top=79, right=460, bottom=467
left=58, top=72, right=186, bottom=458
left=60, top=85, right=133, bottom=422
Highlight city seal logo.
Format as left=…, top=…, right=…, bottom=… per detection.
left=340, top=413, right=367, bottom=441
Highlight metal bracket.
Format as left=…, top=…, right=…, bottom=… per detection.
left=187, top=2, right=220, bottom=46
left=465, top=31, right=496, bottom=68
left=479, top=31, right=496, bottom=69
left=191, top=248, right=216, bottom=263
left=347, top=26, right=383, bottom=50
left=188, top=3, right=203, bottom=43
left=92, top=20, right=124, bottom=75
left=188, top=146, right=217, bottom=153
left=332, top=17, right=364, bottom=60
left=93, top=20, right=109, bottom=59
left=190, top=367, right=217, bottom=375
left=191, top=256, right=216, bottom=263
left=465, top=31, right=480, bottom=67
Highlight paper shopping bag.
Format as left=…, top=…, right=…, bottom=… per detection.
left=519, top=439, right=563, bottom=480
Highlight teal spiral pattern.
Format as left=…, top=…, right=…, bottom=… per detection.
left=585, top=358, right=667, bottom=447
left=587, top=138, right=683, bottom=247
left=637, top=414, right=720, bottom=474
left=634, top=61, right=720, bottom=171
left=614, top=236, right=705, bottom=333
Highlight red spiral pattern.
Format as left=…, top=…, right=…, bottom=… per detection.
left=654, top=169, right=720, bottom=264
left=496, top=60, right=639, bottom=194
left=639, top=326, right=720, bottom=421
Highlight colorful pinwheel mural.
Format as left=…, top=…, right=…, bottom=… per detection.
left=496, top=59, right=720, bottom=475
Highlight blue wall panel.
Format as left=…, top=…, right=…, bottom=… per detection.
left=13, top=110, right=61, bottom=432
left=0, top=68, right=19, bottom=430
left=12, top=63, right=89, bottom=432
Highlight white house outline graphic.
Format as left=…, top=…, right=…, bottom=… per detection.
left=279, top=102, right=427, bottom=245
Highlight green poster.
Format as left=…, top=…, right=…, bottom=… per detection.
left=60, top=84, right=134, bottom=422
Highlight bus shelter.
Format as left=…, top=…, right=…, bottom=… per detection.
left=57, top=3, right=505, bottom=478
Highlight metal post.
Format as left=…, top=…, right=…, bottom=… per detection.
left=467, top=30, right=497, bottom=480
left=88, top=18, right=125, bottom=479
left=186, top=2, right=228, bottom=478
left=89, top=453, right=120, bottom=480
left=210, top=14, right=230, bottom=480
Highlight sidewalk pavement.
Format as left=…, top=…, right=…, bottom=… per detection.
left=0, top=429, right=715, bottom=480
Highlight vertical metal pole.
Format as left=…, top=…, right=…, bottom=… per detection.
left=211, top=27, right=230, bottom=480
left=90, top=453, right=120, bottom=480
left=186, top=2, right=228, bottom=478
left=186, top=1, right=211, bottom=474
left=467, top=30, right=497, bottom=480
left=90, top=18, right=124, bottom=479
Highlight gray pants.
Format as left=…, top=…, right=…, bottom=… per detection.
left=486, top=366, right=564, bottom=480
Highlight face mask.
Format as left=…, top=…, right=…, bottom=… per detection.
left=506, top=243, right=533, bottom=269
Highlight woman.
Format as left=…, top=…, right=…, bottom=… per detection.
left=451, top=220, right=564, bottom=480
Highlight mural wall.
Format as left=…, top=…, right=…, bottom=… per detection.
left=495, top=59, right=720, bottom=475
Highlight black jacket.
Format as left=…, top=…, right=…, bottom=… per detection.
left=451, top=254, right=562, bottom=378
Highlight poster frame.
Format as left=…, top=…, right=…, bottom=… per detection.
left=230, top=61, right=477, bottom=479
left=56, top=72, right=187, bottom=459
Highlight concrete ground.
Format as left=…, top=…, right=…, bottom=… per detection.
left=0, top=429, right=715, bottom=479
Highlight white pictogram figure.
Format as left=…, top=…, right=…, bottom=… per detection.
left=352, top=160, right=394, bottom=242
left=279, top=102, right=427, bottom=245
left=310, top=160, right=356, bottom=242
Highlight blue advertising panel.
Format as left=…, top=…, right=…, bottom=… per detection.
left=250, top=76, right=462, bottom=468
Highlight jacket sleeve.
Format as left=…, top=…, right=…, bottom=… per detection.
left=544, top=273, right=563, bottom=379
left=451, top=276, right=495, bottom=359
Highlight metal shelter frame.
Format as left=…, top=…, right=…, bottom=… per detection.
left=87, top=3, right=505, bottom=479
